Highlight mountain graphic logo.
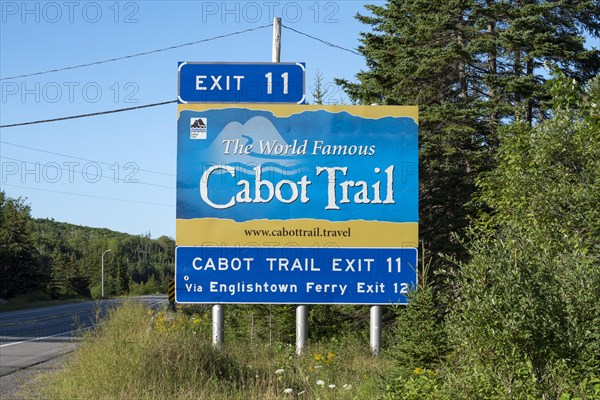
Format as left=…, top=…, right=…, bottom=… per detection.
left=190, top=117, right=207, bottom=139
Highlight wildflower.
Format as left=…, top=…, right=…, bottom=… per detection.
left=275, top=368, right=285, bottom=375
left=328, top=384, right=336, bottom=389
left=343, top=384, right=352, bottom=390
left=413, top=367, right=424, bottom=375
left=314, top=353, right=323, bottom=361
left=283, top=388, right=293, bottom=394
left=326, top=352, right=336, bottom=363
left=316, top=380, right=325, bottom=386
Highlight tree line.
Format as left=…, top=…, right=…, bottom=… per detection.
left=333, top=1, right=599, bottom=398
left=0, top=191, right=174, bottom=300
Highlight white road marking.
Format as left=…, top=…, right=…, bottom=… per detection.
left=0, top=329, right=82, bottom=348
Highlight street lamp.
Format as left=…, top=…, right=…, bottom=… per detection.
left=101, top=249, right=112, bottom=298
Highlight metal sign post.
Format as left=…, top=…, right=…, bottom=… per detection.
left=370, top=305, right=382, bottom=356
left=212, top=304, right=224, bottom=347
left=296, top=300, right=308, bottom=355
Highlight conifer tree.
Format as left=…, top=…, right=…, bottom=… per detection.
left=0, top=192, right=43, bottom=297
left=338, top=0, right=600, bottom=272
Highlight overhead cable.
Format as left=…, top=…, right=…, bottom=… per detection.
left=0, top=100, right=176, bottom=128
left=1, top=141, right=174, bottom=177
left=1, top=156, right=174, bottom=189
left=0, top=24, right=273, bottom=80
left=2, top=183, right=174, bottom=208
left=281, top=24, right=361, bottom=56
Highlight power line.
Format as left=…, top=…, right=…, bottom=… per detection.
left=0, top=100, right=176, bottom=128
left=1, top=156, right=174, bottom=189
left=1, top=141, right=175, bottom=177
left=281, top=24, right=361, bottom=56
left=0, top=25, right=361, bottom=129
left=0, top=24, right=273, bottom=81
left=2, top=183, right=174, bottom=208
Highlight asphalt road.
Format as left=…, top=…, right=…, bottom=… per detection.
left=0, top=296, right=167, bottom=376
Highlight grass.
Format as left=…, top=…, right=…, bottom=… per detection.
left=39, top=302, right=388, bottom=399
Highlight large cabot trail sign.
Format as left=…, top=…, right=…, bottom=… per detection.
left=176, top=103, right=419, bottom=305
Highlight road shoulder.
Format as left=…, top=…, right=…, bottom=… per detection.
left=0, top=356, right=66, bottom=400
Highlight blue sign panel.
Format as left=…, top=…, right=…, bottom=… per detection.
left=176, top=247, right=417, bottom=305
left=176, top=104, right=419, bottom=304
left=178, top=62, right=306, bottom=104
left=176, top=106, right=418, bottom=229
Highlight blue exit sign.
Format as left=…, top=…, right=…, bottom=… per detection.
left=178, top=62, right=306, bottom=104
left=176, top=247, right=417, bottom=305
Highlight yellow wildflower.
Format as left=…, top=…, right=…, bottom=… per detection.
left=326, top=352, right=336, bottom=365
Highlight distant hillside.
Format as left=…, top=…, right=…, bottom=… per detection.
left=1, top=191, right=174, bottom=299
left=32, top=218, right=175, bottom=299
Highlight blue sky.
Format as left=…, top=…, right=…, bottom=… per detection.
left=0, top=1, right=374, bottom=238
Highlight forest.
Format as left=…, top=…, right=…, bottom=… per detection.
left=0, top=192, right=174, bottom=300
left=331, top=1, right=600, bottom=397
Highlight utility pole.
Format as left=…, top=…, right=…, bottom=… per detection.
left=271, top=16, right=308, bottom=356
left=272, top=17, right=281, bottom=63
left=210, top=17, right=284, bottom=350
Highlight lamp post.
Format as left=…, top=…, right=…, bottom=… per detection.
left=101, top=249, right=112, bottom=298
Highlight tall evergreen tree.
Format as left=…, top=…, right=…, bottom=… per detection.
left=0, top=192, right=44, bottom=297
left=338, top=0, right=599, bottom=273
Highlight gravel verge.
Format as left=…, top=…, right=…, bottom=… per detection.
left=0, top=356, right=67, bottom=400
